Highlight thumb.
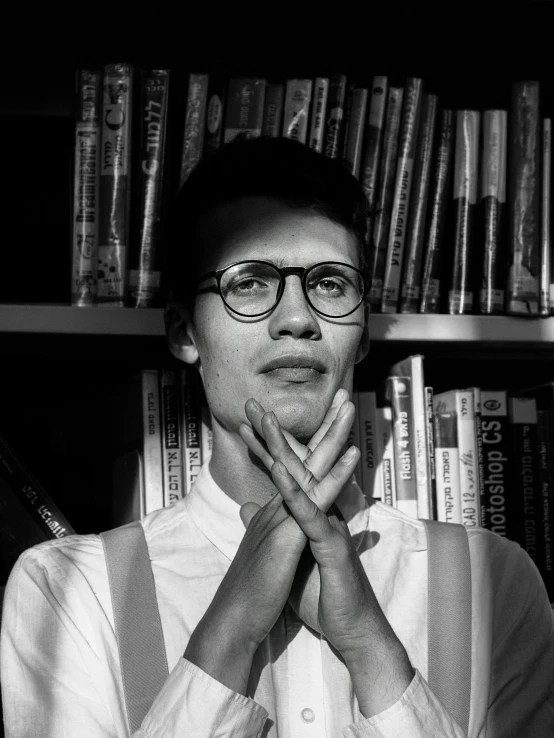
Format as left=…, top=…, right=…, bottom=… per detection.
left=239, top=501, right=261, bottom=528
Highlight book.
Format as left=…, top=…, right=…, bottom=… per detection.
left=179, top=72, right=209, bottom=188
left=224, top=78, right=266, bottom=143
left=537, top=410, right=554, bottom=600
left=381, top=77, right=424, bottom=313
left=127, top=69, right=170, bottom=308
left=419, top=108, right=455, bottom=313
left=180, top=370, right=203, bottom=494
left=159, top=368, right=184, bottom=506
left=308, top=77, right=329, bottom=153
left=343, top=87, right=368, bottom=180
left=480, top=390, right=509, bottom=537
left=358, top=391, right=381, bottom=501
left=399, top=93, right=438, bottom=313
left=480, top=110, right=508, bottom=315
left=107, top=370, right=164, bottom=517
left=424, top=386, right=437, bottom=519
left=388, top=376, right=417, bottom=518
left=448, top=110, right=481, bottom=315
left=71, top=69, right=101, bottom=307
left=322, top=73, right=348, bottom=159
left=541, top=118, right=551, bottom=316
left=506, top=80, right=541, bottom=316
left=201, top=405, right=213, bottom=465
left=433, top=411, right=461, bottom=524
left=375, top=384, right=397, bottom=508
left=262, top=83, right=284, bottom=138
left=367, top=86, right=404, bottom=311
left=203, top=76, right=226, bottom=156
left=97, top=62, right=134, bottom=306
left=282, top=78, right=313, bottom=144
left=433, top=389, right=480, bottom=528
left=111, top=449, right=143, bottom=526
left=469, top=386, right=486, bottom=525
left=390, top=355, right=432, bottom=520
left=360, top=76, right=388, bottom=260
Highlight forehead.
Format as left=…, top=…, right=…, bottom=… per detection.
left=195, top=196, right=360, bottom=271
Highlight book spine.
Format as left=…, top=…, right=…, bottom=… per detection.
left=447, top=390, right=480, bottom=528
left=471, top=387, right=485, bottom=526
left=506, top=80, right=541, bottom=316
left=360, top=76, right=389, bottom=257
left=97, top=62, right=134, bottom=306
left=509, top=397, right=543, bottom=574
left=367, top=86, right=404, bottom=311
left=341, top=83, right=355, bottom=162
left=448, top=110, right=481, bottom=315
left=433, top=411, right=462, bottom=524
left=541, top=118, right=551, bottom=316
left=399, top=94, right=438, bottom=313
left=224, top=78, right=266, bottom=143
left=0, top=435, right=75, bottom=539
left=381, top=77, right=424, bottom=313
left=537, top=410, right=554, bottom=600
left=179, top=73, right=209, bottom=188
left=71, top=69, right=101, bottom=307
left=180, top=371, right=203, bottom=493
left=282, top=79, right=313, bottom=145
left=201, top=405, right=213, bottom=464
left=480, top=390, right=509, bottom=537
left=127, top=69, right=170, bottom=308
left=419, top=109, right=455, bottom=313
left=347, top=392, right=363, bottom=487
left=262, top=83, right=284, bottom=138
left=375, top=387, right=397, bottom=507
left=308, top=78, right=329, bottom=153
left=141, top=369, right=164, bottom=515
left=425, top=386, right=437, bottom=519
left=480, top=110, right=508, bottom=315
left=358, top=391, right=381, bottom=501
left=343, top=87, right=368, bottom=180
left=203, top=76, right=226, bottom=156
left=322, top=73, right=348, bottom=159
left=160, top=369, right=184, bottom=506
left=388, top=376, right=417, bottom=518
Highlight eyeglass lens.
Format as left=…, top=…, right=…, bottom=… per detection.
left=220, top=262, right=364, bottom=317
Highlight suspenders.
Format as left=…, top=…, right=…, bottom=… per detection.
left=101, top=518, right=472, bottom=736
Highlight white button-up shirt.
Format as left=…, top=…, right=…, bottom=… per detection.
left=2, top=462, right=554, bottom=737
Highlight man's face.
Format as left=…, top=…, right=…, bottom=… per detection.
left=181, top=196, right=368, bottom=444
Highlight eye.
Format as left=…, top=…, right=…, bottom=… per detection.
left=310, top=276, right=347, bottom=296
left=226, top=275, right=272, bottom=295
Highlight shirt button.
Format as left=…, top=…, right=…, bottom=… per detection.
left=301, top=708, right=315, bottom=723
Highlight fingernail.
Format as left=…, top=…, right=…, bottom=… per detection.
left=250, top=399, right=264, bottom=411
left=343, top=446, right=357, bottom=463
left=337, top=402, right=350, bottom=419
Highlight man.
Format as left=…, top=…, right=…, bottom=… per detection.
left=2, top=136, right=554, bottom=737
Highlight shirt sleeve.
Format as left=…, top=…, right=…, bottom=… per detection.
left=342, top=539, right=554, bottom=738
left=0, top=546, right=268, bottom=738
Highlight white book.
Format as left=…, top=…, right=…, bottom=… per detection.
left=433, top=411, right=462, bottom=524
left=159, top=368, right=184, bottom=506
left=375, top=392, right=397, bottom=508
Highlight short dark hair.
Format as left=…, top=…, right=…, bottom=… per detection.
left=163, top=135, right=370, bottom=307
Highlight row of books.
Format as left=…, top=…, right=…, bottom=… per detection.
left=72, top=67, right=552, bottom=317
left=357, top=355, right=553, bottom=601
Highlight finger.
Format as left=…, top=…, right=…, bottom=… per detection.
left=306, top=388, right=350, bottom=451
left=261, top=412, right=318, bottom=491
left=239, top=423, right=275, bottom=471
left=302, top=399, right=357, bottom=481
left=239, top=501, right=262, bottom=528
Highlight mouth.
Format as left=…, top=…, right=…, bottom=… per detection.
left=260, top=354, right=326, bottom=382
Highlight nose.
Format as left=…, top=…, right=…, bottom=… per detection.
left=267, top=274, right=321, bottom=340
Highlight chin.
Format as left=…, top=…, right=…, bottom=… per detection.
left=270, top=399, right=326, bottom=444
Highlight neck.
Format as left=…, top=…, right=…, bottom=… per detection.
left=208, top=423, right=277, bottom=508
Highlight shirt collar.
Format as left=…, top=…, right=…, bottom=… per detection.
left=185, top=461, right=372, bottom=562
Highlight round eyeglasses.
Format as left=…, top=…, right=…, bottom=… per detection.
left=195, top=260, right=367, bottom=318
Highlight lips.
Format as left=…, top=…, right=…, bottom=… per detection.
left=260, top=354, right=326, bottom=373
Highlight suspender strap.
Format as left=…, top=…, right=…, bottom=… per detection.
left=423, top=519, right=472, bottom=735
left=101, top=522, right=169, bottom=735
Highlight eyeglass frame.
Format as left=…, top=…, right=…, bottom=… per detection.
left=195, top=259, right=368, bottom=318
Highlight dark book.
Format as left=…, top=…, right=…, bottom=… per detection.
left=419, top=109, right=455, bottom=313
left=506, top=80, right=541, bottom=316
left=387, top=375, right=417, bottom=519
left=381, top=77, right=424, bottom=314
left=307, top=77, right=329, bottom=153
left=399, top=93, right=438, bottom=313
left=537, top=410, right=554, bottom=600
left=448, top=110, right=480, bottom=315
left=224, top=78, right=266, bottom=143
left=468, top=387, right=486, bottom=526
left=367, top=86, right=404, bottom=311
left=541, top=118, right=552, bottom=316
left=360, top=75, right=388, bottom=262
left=97, top=62, right=134, bottom=306
left=480, top=390, right=510, bottom=537
left=160, top=368, right=184, bottom=506
left=282, top=79, right=313, bottom=144
left=179, top=369, right=203, bottom=495
left=71, top=69, right=101, bottom=307
left=261, top=82, right=284, bottom=139
left=322, top=73, right=348, bottom=160
left=480, top=110, right=508, bottom=315
left=203, top=75, right=227, bottom=156
left=127, top=69, right=170, bottom=308
left=433, top=410, right=460, bottom=524
left=424, top=386, right=437, bottom=520
left=343, top=87, right=368, bottom=180
left=179, top=72, right=209, bottom=187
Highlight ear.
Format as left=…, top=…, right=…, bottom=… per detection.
left=164, top=299, right=199, bottom=365
left=355, top=303, right=370, bottom=364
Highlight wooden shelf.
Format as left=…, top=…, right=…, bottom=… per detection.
left=2, top=304, right=554, bottom=346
